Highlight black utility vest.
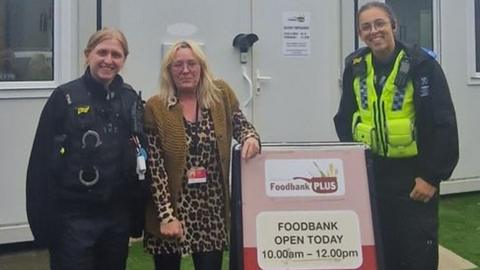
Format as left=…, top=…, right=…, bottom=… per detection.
left=58, top=80, right=136, bottom=203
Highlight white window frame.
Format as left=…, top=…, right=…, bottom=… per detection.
left=0, top=0, right=77, bottom=98
left=432, top=0, right=441, bottom=64
left=373, top=0, right=441, bottom=63
left=467, top=0, right=480, bottom=84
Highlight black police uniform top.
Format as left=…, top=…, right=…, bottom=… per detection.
left=26, top=68, right=145, bottom=246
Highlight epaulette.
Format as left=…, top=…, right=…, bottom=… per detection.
left=120, top=83, right=143, bottom=103
left=345, top=47, right=369, bottom=66
left=403, top=42, right=437, bottom=64
left=352, top=57, right=366, bottom=79
left=345, top=47, right=369, bottom=79
left=122, top=83, right=137, bottom=93
left=421, top=47, right=437, bottom=60
left=394, top=56, right=411, bottom=89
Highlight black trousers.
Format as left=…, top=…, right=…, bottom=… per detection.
left=373, top=157, right=439, bottom=270
left=49, top=204, right=131, bottom=270
left=153, top=250, right=223, bottom=270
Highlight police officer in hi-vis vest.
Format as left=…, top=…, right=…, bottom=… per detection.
left=334, top=2, right=458, bottom=270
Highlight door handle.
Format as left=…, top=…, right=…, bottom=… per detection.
left=256, top=69, right=271, bottom=94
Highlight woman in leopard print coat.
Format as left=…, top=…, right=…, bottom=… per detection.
left=143, top=40, right=260, bottom=270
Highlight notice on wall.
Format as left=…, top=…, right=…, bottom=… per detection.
left=256, top=211, right=362, bottom=269
left=283, top=11, right=311, bottom=57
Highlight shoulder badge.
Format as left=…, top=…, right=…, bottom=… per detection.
left=352, top=57, right=363, bottom=65
left=419, top=76, right=430, bottom=97
left=76, top=106, right=90, bottom=114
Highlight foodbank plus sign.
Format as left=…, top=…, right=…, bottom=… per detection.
left=266, top=159, right=345, bottom=197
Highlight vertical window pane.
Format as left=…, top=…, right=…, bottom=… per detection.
left=476, top=0, right=480, bottom=72
left=387, top=0, right=433, bottom=50
left=0, top=0, right=54, bottom=82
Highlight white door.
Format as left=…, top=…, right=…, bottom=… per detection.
left=251, top=0, right=344, bottom=143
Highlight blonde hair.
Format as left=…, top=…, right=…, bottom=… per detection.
left=84, top=27, right=129, bottom=61
left=159, top=40, right=221, bottom=108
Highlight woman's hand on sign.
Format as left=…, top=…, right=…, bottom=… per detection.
left=242, top=137, right=260, bottom=161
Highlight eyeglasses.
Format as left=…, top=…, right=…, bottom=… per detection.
left=359, top=19, right=390, bottom=33
left=170, top=60, right=199, bottom=72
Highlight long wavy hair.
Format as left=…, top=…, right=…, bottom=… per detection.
left=159, top=40, right=221, bottom=108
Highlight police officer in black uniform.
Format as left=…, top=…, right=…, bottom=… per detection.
left=26, top=27, right=146, bottom=270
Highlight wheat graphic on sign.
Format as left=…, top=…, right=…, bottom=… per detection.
left=293, top=162, right=338, bottom=193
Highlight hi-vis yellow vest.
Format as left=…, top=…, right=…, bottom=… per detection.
left=352, top=50, right=418, bottom=157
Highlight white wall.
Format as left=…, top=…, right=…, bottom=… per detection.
left=440, top=0, right=480, bottom=181
left=0, top=99, right=45, bottom=243
left=0, top=0, right=80, bottom=244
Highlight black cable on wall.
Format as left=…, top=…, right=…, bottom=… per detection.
left=354, top=0, right=359, bottom=50
left=96, top=0, right=102, bottom=30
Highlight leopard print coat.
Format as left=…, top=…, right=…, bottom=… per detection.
left=144, top=107, right=258, bottom=255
